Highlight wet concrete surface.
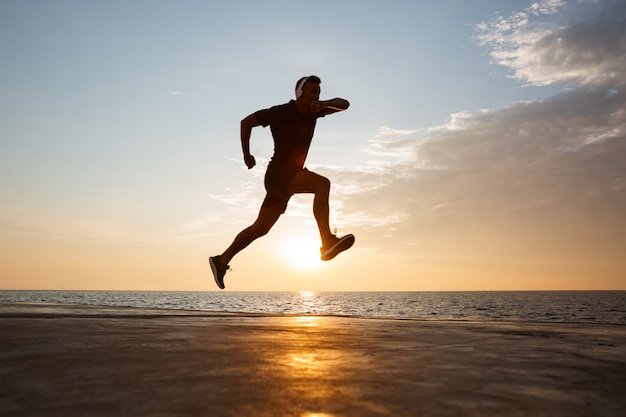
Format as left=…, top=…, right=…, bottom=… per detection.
left=1, top=302, right=625, bottom=416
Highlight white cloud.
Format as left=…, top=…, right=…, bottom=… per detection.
left=476, top=0, right=626, bottom=88
left=352, top=86, right=624, bottom=205
left=529, top=0, right=566, bottom=16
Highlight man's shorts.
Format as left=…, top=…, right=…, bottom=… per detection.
left=261, top=163, right=305, bottom=214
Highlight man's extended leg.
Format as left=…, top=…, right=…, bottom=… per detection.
left=220, top=205, right=284, bottom=266
left=210, top=205, right=284, bottom=289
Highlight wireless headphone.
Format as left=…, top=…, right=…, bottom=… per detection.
left=295, top=76, right=310, bottom=98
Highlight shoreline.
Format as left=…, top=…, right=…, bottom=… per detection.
left=1, top=302, right=625, bottom=416
left=4, top=300, right=626, bottom=326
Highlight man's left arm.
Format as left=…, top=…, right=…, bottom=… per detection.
left=311, top=98, right=350, bottom=115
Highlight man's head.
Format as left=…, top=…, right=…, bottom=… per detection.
left=295, top=75, right=321, bottom=101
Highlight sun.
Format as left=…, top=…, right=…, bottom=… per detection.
left=281, top=235, right=322, bottom=270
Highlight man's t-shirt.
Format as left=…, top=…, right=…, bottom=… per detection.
left=254, top=100, right=324, bottom=172
left=254, top=100, right=325, bottom=209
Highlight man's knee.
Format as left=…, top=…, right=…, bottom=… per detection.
left=251, top=207, right=282, bottom=237
left=315, top=175, right=331, bottom=194
left=251, top=222, right=272, bottom=238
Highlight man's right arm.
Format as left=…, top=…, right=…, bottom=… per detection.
left=241, top=114, right=261, bottom=169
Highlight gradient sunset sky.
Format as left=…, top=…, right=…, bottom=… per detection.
left=1, top=0, right=625, bottom=291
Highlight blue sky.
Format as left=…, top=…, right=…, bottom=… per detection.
left=1, top=0, right=625, bottom=291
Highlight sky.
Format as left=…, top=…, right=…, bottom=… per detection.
left=1, top=0, right=625, bottom=291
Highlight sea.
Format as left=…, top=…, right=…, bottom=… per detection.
left=1, top=290, right=625, bottom=325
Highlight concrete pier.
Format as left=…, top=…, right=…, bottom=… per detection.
left=1, top=303, right=624, bottom=416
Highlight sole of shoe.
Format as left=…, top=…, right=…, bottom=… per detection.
left=321, top=234, right=355, bottom=261
left=209, top=257, right=225, bottom=289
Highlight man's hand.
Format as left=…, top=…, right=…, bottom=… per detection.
left=244, top=154, right=256, bottom=169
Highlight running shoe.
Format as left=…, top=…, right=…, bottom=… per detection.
left=320, top=234, right=355, bottom=261
left=209, top=256, right=230, bottom=289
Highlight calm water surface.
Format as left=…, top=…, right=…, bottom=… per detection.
left=1, top=290, right=624, bottom=324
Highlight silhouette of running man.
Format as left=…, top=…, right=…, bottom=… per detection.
left=209, top=75, right=354, bottom=289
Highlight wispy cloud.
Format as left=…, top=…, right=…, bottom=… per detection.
left=476, top=0, right=626, bottom=87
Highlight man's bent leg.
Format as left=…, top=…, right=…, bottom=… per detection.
left=219, top=204, right=284, bottom=266
left=288, top=169, right=334, bottom=246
